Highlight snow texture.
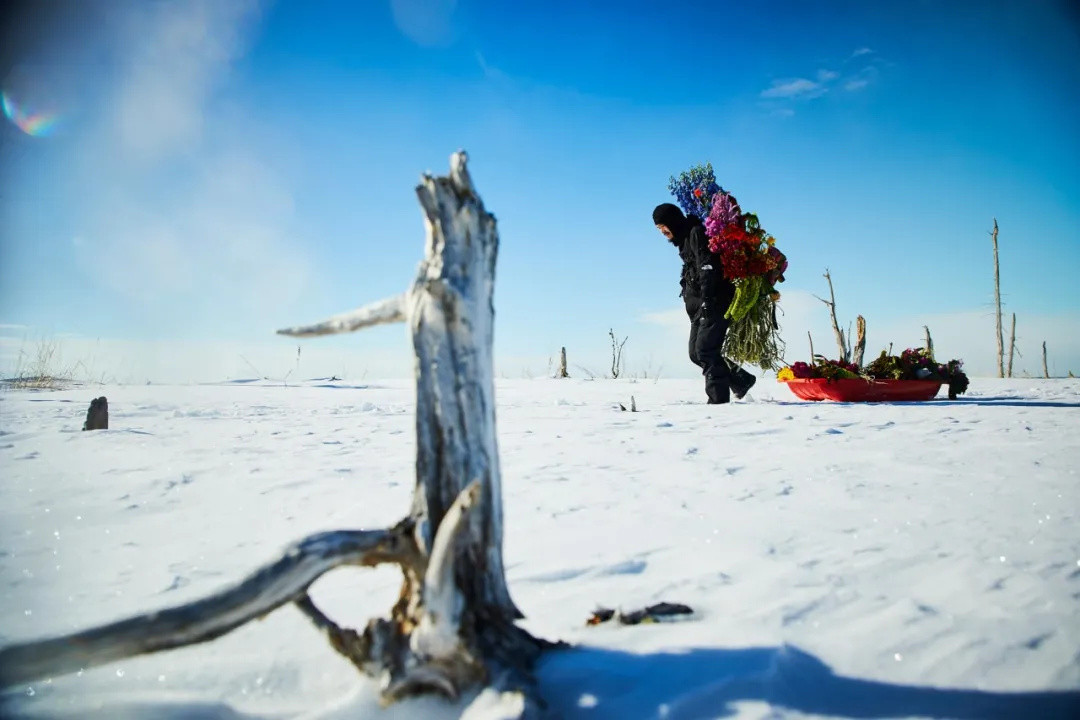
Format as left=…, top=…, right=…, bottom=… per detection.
left=1, top=377, right=1078, bottom=719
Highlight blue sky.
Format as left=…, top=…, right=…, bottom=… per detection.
left=1, top=0, right=1078, bottom=381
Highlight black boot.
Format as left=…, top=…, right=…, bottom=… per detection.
left=730, top=367, right=757, bottom=399
left=705, top=373, right=731, bottom=404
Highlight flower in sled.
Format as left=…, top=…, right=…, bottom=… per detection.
left=777, top=348, right=970, bottom=399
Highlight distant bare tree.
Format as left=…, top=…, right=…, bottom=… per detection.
left=1043, top=341, right=1049, bottom=379
left=814, top=269, right=849, bottom=362
left=992, top=219, right=1004, bottom=378
left=609, top=329, right=627, bottom=379
left=1007, top=313, right=1017, bottom=378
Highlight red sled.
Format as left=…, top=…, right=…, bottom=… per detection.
left=784, top=378, right=942, bottom=402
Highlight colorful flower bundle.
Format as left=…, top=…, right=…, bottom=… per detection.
left=777, top=348, right=970, bottom=399
left=667, top=163, right=787, bottom=369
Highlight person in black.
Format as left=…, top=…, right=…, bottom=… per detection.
left=653, top=203, right=757, bottom=404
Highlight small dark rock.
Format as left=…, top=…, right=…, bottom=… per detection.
left=83, top=397, right=109, bottom=431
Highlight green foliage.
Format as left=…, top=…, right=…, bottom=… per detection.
left=725, top=275, right=765, bottom=322
left=725, top=296, right=784, bottom=371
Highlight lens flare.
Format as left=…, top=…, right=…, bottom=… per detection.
left=2, top=91, right=60, bottom=137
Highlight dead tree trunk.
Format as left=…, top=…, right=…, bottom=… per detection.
left=555, top=347, right=569, bottom=378
left=815, top=269, right=848, bottom=362
left=0, top=152, right=550, bottom=716
left=1007, top=313, right=1017, bottom=378
left=852, top=316, right=867, bottom=368
left=808, top=331, right=815, bottom=363
left=1043, top=341, right=1049, bottom=379
left=923, top=326, right=934, bottom=362
left=992, top=219, right=1004, bottom=378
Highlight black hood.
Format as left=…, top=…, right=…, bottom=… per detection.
left=653, top=203, right=701, bottom=245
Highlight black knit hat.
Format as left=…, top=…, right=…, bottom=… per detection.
left=652, top=203, right=685, bottom=230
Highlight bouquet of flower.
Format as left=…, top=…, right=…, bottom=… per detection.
left=666, top=162, right=721, bottom=221
left=778, top=348, right=969, bottom=399
left=668, top=163, right=787, bottom=369
left=864, top=348, right=969, bottom=398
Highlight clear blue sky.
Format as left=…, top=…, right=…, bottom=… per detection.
left=2, top=0, right=1078, bottom=381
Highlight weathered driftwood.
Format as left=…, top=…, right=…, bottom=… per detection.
left=0, top=152, right=550, bottom=716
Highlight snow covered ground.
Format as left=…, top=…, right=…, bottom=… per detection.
left=1, top=377, right=1078, bottom=719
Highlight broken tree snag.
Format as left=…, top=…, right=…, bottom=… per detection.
left=992, top=219, right=1004, bottom=378
left=1043, top=341, right=1049, bottom=378
left=924, top=325, right=934, bottom=362
left=556, top=347, right=569, bottom=378
left=852, top=316, right=867, bottom=368
left=287, top=151, right=548, bottom=710
left=814, top=269, right=848, bottom=362
left=1, top=153, right=549, bottom=717
left=82, top=396, right=108, bottom=430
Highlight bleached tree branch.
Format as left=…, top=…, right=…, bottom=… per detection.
left=277, top=294, right=407, bottom=337
left=0, top=527, right=417, bottom=687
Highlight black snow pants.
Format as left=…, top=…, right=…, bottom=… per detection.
left=689, top=309, right=732, bottom=404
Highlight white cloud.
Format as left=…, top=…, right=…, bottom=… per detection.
left=390, top=0, right=458, bottom=47
left=843, top=66, right=879, bottom=92
left=59, top=0, right=315, bottom=335
left=760, top=78, right=823, bottom=99
left=817, top=69, right=839, bottom=82
left=852, top=47, right=874, bottom=58
left=113, top=0, right=260, bottom=162
left=640, top=308, right=687, bottom=332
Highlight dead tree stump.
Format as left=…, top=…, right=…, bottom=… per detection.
left=82, top=397, right=108, bottom=431
left=852, top=316, right=867, bottom=368
left=0, top=152, right=552, bottom=717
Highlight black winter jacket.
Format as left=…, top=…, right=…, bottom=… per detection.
left=675, top=219, right=736, bottom=319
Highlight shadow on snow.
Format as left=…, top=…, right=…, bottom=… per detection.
left=536, top=644, right=1080, bottom=719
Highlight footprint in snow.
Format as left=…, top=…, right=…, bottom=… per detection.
left=162, top=575, right=190, bottom=593
left=1023, top=632, right=1053, bottom=650
left=598, top=559, right=647, bottom=576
